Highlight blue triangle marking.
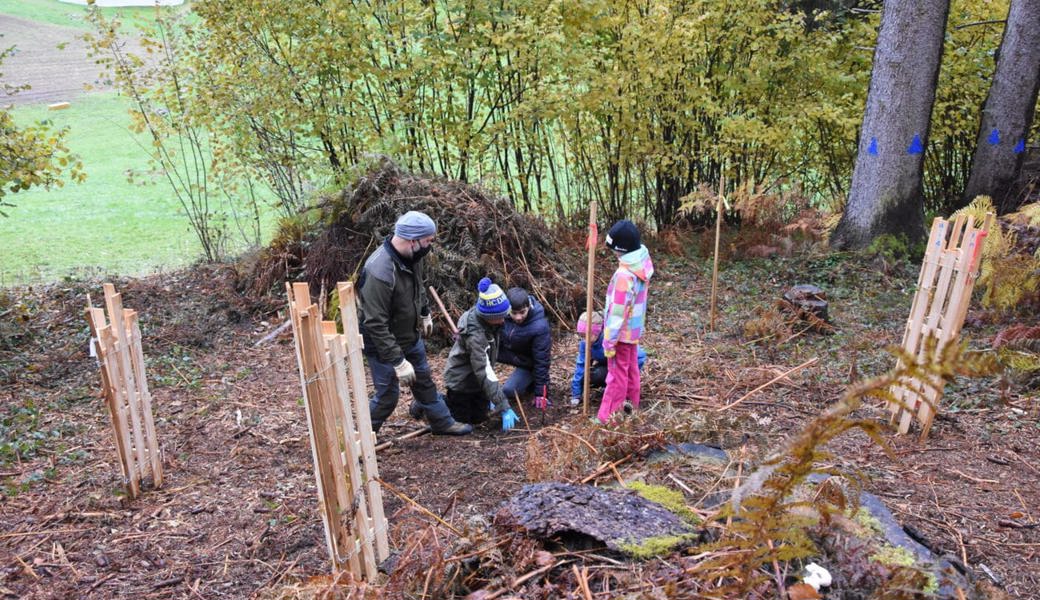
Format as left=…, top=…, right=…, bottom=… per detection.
left=988, top=128, right=1000, bottom=145
left=907, top=134, right=923, bottom=155
left=867, top=137, right=878, bottom=156
left=1014, top=139, right=1026, bottom=154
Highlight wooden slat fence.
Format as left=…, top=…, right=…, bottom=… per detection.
left=85, top=283, right=163, bottom=499
left=888, top=214, right=994, bottom=439
left=286, top=281, right=388, bottom=579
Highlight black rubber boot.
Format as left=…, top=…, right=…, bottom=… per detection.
left=408, top=401, right=425, bottom=421
left=433, top=422, right=473, bottom=436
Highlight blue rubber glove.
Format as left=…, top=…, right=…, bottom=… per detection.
left=501, top=409, right=518, bottom=431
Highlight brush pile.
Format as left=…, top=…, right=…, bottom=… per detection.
left=244, top=159, right=583, bottom=339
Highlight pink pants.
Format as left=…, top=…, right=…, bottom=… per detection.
left=597, top=342, right=640, bottom=423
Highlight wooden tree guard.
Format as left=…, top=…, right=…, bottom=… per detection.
left=286, top=282, right=387, bottom=579
left=888, top=213, right=994, bottom=439
left=85, top=284, right=162, bottom=499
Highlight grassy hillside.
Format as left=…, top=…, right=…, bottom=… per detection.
left=1, top=92, right=276, bottom=285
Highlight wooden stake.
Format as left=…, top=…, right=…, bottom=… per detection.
left=582, top=201, right=597, bottom=415
left=579, top=443, right=649, bottom=484
left=428, top=286, right=459, bottom=336
left=512, top=391, right=530, bottom=430
left=709, top=174, right=725, bottom=332
left=374, top=426, right=432, bottom=451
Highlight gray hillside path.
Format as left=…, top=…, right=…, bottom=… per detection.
left=1, top=13, right=143, bottom=106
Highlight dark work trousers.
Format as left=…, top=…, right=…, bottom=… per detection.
left=444, top=388, right=492, bottom=425
left=366, top=339, right=454, bottom=433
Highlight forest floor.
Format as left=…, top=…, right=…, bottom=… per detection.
left=1, top=243, right=1037, bottom=599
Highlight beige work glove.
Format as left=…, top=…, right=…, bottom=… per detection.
left=421, top=313, right=434, bottom=337
left=394, top=358, right=416, bottom=386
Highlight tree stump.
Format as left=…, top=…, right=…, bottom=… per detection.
left=782, top=284, right=829, bottom=324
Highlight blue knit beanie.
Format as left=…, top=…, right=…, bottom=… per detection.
left=475, top=277, right=510, bottom=318
left=394, top=211, right=437, bottom=240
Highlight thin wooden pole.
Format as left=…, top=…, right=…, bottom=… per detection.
left=428, top=286, right=459, bottom=336
left=513, top=391, right=530, bottom=430
left=582, top=201, right=597, bottom=415
left=374, top=426, right=431, bottom=451
left=714, top=357, right=818, bottom=412
left=709, top=174, right=725, bottom=332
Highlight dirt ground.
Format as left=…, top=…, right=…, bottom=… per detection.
left=1, top=247, right=1038, bottom=599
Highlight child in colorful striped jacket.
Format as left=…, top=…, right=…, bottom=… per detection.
left=598, top=220, right=654, bottom=423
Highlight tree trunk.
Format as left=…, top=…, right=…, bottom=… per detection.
left=831, top=0, right=950, bottom=250
left=962, top=0, right=1040, bottom=213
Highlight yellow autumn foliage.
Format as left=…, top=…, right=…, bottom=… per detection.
left=954, top=196, right=1040, bottom=313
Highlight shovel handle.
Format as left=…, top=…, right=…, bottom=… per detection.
left=428, top=286, right=459, bottom=335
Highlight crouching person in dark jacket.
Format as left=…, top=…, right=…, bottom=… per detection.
left=442, top=278, right=520, bottom=431
left=357, top=211, right=471, bottom=436
left=499, top=287, right=552, bottom=408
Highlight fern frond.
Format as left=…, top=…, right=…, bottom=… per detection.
left=993, top=325, right=1040, bottom=350
left=954, top=195, right=995, bottom=227
left=686, top=337, right=995, bottom=596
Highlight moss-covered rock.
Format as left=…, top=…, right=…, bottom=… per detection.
left=617, top=532, right=701, bottom=560
left=626, top=481, right=701, bottom=525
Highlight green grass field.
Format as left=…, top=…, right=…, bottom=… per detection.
left=1, top=92, right=277, bottom=286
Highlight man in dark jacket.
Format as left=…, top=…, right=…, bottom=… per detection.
left=442, top=278, right=519, bottom=430
left=357, top=211, right=471, bottom=436
left=498, top=287, right=552, bottom=408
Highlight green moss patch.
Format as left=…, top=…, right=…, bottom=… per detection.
left=627, top=481, right=701, bottom=525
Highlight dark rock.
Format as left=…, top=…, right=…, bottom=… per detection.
left=495, top=482, right=697, bottom=555
left=647, top=443, right=729, bottom=466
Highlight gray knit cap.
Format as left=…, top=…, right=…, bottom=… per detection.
left=394, top=211, right=437, bottom=240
